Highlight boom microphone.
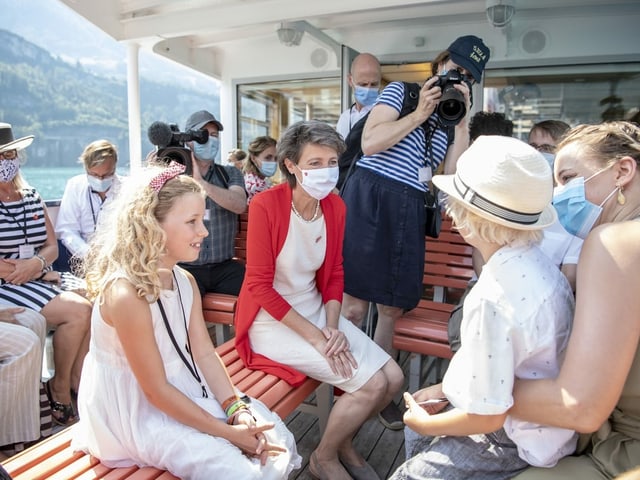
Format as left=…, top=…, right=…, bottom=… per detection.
left=147, top=121, right=174, bottom=148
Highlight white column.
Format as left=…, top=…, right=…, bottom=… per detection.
left=126, top=42, right=142, bottom=173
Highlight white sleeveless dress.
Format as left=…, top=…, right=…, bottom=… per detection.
left=249, top=213, right=390, bottom=393
left=72, top=267, right=300, bottom=480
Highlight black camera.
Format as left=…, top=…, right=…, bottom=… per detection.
left=147, top=121, right=209, bottom=175
left=432, top=70, right=473, bottom=126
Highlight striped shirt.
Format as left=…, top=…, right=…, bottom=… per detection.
left=357, top=81, right=449, bottom=191
left=0, top=189, right=60, bottom=310
left=0, top=188, right=48, bottom=257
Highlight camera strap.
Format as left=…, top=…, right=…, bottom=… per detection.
left=207, top=164, right=230, bottom=189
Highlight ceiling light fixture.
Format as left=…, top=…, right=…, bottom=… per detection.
left=277, top=22, right=304, bottom=47
left=486, top=0, right=516, bottom=28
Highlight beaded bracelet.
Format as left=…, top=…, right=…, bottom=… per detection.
left=226, top=406, right=254, bottom=425
left=225, top=400, right=248, bottom=418
left=34, top=254, right=47, bottom=270
left=221, top=395, right=240, bottom=413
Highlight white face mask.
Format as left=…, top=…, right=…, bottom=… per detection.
left=87, top=174, right=114, bottom=193
left=295, top=165, right=339, bottom=200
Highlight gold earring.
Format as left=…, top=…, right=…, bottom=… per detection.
left=617, top=185, right=626, bottom=205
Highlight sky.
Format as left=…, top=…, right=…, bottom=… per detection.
left=1, top=0, right=219, bottom=92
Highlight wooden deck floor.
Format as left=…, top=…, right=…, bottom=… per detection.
left=284, top=403, right=406, bottom=480
left=283, top=350, right=446, bottom=480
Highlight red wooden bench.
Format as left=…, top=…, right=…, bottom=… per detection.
left=2, top=339, right=332, bottom=480
left=392, top=217, right=474, bottom=391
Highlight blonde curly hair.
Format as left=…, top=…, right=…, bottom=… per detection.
left=84, top=165, right=204, bottom=303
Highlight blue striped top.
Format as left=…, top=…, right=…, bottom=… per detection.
left=357, top=81, right=449, bottom=192
left=0, top=188, right=47, bottom=258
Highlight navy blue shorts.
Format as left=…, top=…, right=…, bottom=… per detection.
left=342, top=167, right=426, bottom=310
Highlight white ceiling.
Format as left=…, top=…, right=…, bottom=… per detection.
left=61, top=0, right=640, bottom=63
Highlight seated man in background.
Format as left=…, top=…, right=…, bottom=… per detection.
left=55, top=140, right=121, bottom=267
left=528, top=119, right=570, bottom=169
left=179, top=110, right=247, bottom=296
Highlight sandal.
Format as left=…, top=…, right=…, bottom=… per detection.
left=45, top=380, right=77, bottom=426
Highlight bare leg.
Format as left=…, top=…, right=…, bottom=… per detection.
left=40, top=292, right=91, bottom=406
left=341, top=293, right=369, bottom=328
left=374, top=304, right=404, bottom=355
left=70, top=328, right=90, bottom=392
left=313, top=360, right=404, bottom=478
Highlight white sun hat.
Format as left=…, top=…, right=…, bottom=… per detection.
left=432, top=135, right=556, bottom=230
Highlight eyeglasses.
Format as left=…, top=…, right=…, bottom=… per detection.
left=529, top=143, right=556, bottom=154
left=0, top=149, right=18, bottom=160
left=87, top=170, right=116, bottom=180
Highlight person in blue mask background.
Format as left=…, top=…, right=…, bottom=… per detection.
left=243, top=136, right=277, bottom=204
left=335, top=53, right=382, bottom=140
left=179, top=110, right=247, bottom=296
left=56, top=139, right=122, bottom=264
left=528, top=120, right=570, bottom=171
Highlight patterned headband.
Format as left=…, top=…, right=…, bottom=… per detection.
left=148, top=161, right=186, bottom=192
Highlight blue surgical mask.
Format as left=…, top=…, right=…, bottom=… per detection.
left=259, top=160, right=277, bottom=177
left=87, top=175, right=113, bottom=193
left=553, top=168, right=616, bottom=239
left=193, top=136, right=219, bottom=162
left=354, top=86, right=379, bottom=107
left=541, top=152, right=555, bottom=169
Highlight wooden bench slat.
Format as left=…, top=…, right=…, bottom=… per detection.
left=13, top=448, right=84, bottom=480
left=271, top=379, right=322, bottom=420
left=47, top=453, right=102, bottom=480
left=201, top=293, right=237, bottom=312
left=72, top=462, right=118, bottom=480
left=99, top=466, right=144, bottom=480
left=4, top=428, right=73, bottom=477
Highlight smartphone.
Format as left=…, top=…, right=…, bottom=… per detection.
left=416, top=397, right=448, bottom=414
left=416, top=398, right=448, bottom=406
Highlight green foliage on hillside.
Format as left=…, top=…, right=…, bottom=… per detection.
left=0, top=29, right=219, bottom=167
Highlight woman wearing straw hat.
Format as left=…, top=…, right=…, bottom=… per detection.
left=0, top=123, right=91, bottom=426
left=390, top=136, right=577, bottom=480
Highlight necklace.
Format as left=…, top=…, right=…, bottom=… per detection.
left=291, top=199, right=320, bottom=223
left=0, top=190, right=16, bottom=201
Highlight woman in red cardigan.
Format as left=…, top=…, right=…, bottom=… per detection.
left=235, top=120, right=403, bottom=480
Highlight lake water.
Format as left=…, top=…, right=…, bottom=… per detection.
left=21, top=166, right=128, bottom=201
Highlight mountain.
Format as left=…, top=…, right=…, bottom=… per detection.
left=1, top=0, right=217, bottom=90
left=0, top=1, right=220, bottom=168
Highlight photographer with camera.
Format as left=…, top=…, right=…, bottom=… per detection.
left=340, top=35, right=490, bottom=430
left=177, top=110, right=247, bottom=296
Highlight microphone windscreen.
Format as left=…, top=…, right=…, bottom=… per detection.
left=148, top=121, right=173, bottom=147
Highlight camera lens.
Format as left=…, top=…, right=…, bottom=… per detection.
left=437, top=86, right=466, bottom=126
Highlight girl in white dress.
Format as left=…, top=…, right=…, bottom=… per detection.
left=72, top=161, right=300, bottom=480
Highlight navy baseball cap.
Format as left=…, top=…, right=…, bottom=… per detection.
left=447, top=35, right=490, bottom=83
